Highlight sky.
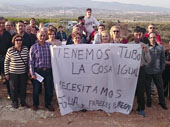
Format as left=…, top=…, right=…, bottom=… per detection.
left=0, top=0, right=170, bottom=8
left=93, top=0, right=170, bottom=8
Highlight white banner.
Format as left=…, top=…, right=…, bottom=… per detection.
left=50, top=44, right=142, bottom=116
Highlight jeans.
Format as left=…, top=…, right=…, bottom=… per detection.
left=32, top=68, right=54, bottom=107
left=145, top=73, right=166, bottom=105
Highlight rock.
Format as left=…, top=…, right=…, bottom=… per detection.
left=9, top=107, right=15, bottom=112
left=5, top=104, right=12, bottom=109
left=50, top=113, right=55, bottom=117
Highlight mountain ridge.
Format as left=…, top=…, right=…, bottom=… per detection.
left=0, top=0, right=170, bottom=12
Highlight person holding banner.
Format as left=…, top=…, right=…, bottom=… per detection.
left=29, top=30, right=55, bottom=111
left=130, top=27, right=151, bottom=117
left=145, top=32, right=168, bottom=110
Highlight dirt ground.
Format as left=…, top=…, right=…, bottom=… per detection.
left=0, top=80, right=170, bottom=127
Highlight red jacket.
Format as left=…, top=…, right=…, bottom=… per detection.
left=144, top=33, right=162, bottom=44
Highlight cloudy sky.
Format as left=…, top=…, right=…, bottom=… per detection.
left=0, top=0, right=170, bottom=8
left=93, top=0, right=170, bottom=8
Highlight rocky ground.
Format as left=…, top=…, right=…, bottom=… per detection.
left=0, top=80, right=170, bottom=127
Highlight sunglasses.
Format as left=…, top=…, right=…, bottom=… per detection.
left=149, top=27, right=155, bottom=29
left=113, top=30, right=119, bottom=33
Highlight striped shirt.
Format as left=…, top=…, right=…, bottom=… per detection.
left=29, top=42, right=51, bottom=76
left=4, top=46, right=29, bottom=75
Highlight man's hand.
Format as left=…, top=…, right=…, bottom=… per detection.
left=141, top=44, right=148, bottom=53
left=31, top=75, right=37, bottom=79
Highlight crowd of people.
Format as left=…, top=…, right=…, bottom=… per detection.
left=0, top=8, right=170, bottom=117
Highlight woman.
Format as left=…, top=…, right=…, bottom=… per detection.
left=46, top=29, right=62, bottom=46
left=72, top=32, right=82, bottom=45
left=66, top=25, right=88, bottom=45
left=110, top=25, right=128, bottom=44
left=72, top=31, right=87, bottom=113
left=100, top=30, right=110, bottom=43
left=4, top=34, right=29, bottom=109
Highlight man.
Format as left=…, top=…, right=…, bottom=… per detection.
left=144, top=25, right=160, bottom=95
left=30, top=18, right=36, bottom=29
left=56, top=25, right=67, bottom=41
left=145, top=32, right=168, bottom=110
left=130, top=27, right=151, bottom=117
left=140, top=27, right=150, bottom=45
left=5, top=21, right=11, bottom=32
left=76, top=16, right=87, bottom=35
left=15, top=20, right=33, bottom=49
left=0, top=17, right=12, bottom=99
left=24, top=20, right=29, bottom=27
left=76, top=16, right=89, bottom=44
left=84, top=8, right=99, bottom=41
left=5, top=21, right=15, bottom=36
left=145, top=24, right=162, bottom=44
left=29, top=30, right=54, bottom=111
left=25, top=25, right=37, bottom=44
left=25, top=25, right=32, bottom=35
left=93, top=24, right=105, bottom=44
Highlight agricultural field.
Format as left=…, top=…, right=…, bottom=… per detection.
left=6, top=17, right=170, bottom=44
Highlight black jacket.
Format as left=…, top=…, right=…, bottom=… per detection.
left=0, top=30, right=12, bottom=56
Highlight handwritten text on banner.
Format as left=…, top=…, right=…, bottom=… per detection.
left=50, top=44, right=142, bottom=116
